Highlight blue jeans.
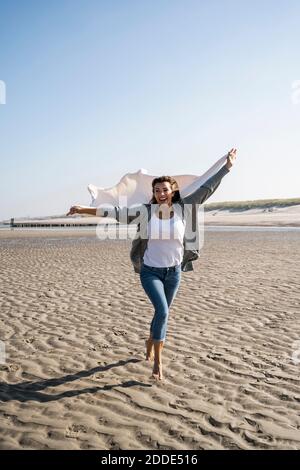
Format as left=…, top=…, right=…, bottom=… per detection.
left=140, top=263, right=181, bottom=342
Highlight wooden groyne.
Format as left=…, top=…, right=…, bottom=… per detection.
left=5, top=216, right=118, bottom=228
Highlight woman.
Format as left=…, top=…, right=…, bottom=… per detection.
left=67, top=148, right=237, bottom=380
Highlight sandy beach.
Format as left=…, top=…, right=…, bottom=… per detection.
left=0, top=229, right=300, bottom=450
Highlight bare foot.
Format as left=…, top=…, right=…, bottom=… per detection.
left=152, top=361, right=163, bottom=381
left=145, top=338, right=154, bottom=361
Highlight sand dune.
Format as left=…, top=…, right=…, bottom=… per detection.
left=204, top=204, right=300, bottom=226
left=0, top=230, right=300, bottom=449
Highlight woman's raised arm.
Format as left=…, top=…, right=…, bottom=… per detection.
left=182, top=148, right=237, bottom=206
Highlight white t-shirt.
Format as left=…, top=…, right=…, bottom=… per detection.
left=143, top=211, right=186, bottom=268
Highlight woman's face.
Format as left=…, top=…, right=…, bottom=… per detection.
left=153, top=181, right=174, bottom=206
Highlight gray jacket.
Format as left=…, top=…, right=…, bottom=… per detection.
left=96, top=164, right=230, bottom=273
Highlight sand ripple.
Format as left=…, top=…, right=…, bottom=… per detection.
left=0, top=232, right=300, bottom=449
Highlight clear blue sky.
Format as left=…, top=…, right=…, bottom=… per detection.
left=1, top=0, right=300, bottom=220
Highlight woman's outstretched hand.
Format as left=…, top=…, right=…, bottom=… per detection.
left=226, top=148, right=237, bottom=170
left=66, top=206, right=82, bottom=216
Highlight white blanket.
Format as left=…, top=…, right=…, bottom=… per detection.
left=80, top=154, right=227, bottom=209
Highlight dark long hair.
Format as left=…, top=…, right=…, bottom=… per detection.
left=149, top=176, right=181, bottom=204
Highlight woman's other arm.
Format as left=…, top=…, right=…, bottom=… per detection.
left=66, top=206, right=96, bottom=216
left=66, top=204, right=146, bottom=223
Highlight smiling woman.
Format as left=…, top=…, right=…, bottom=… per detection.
left=150, top=175, right=181, bottom=205
left=67, top=150, right=237, bottom=380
